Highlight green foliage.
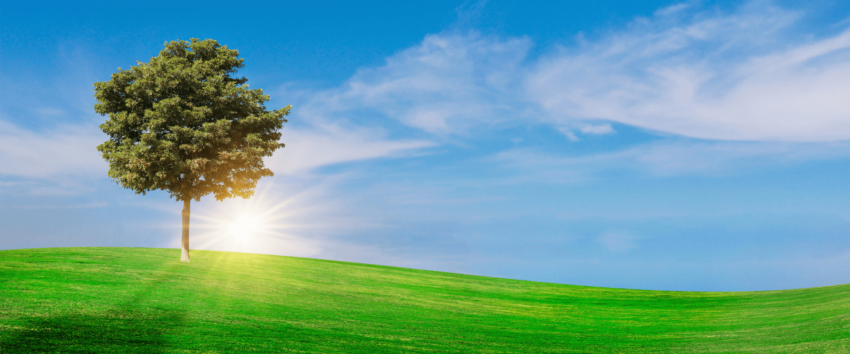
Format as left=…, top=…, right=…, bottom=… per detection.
left=94, top=39, right=289, bottom=201
left=1, top=247, right=848, bottom=353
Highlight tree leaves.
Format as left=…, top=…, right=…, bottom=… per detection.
left=94, top=38, right=289, bottom=202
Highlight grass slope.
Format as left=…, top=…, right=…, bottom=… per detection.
left=0, top=247, right=848, bottom=353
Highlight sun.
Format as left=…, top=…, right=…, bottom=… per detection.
left=227, top=215, right=261, bottom=240
left=185, top=181, right=326, bottom=257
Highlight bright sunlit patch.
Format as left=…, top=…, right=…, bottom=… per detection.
left=184, top=181, right=327, bottom=257
left=227, top=215, right=261, bottom=240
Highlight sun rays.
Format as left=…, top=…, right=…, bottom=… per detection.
left=186, top=181, right=329, bottom=258
left=226, top=215, right=261, bottom=241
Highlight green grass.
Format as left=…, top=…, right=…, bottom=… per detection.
left=0, top=248, right=847, bottom=353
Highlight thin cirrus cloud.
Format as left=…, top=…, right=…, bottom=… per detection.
left=299, top=33, right=533, bottom=135
left=0, top=116, right=431, bottom=183
left=527, top=3, right=850, bottom=141
left=302, top=1, right=850, bottom=142
left=489, top=140, right=850, bottom=181
left=266, top=124, right=433, bottom=175
left=0, top=116, right=431, bottom=203
left=0, top=119, right=105, bottom=179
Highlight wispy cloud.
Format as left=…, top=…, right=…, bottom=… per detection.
left=297, top=32, right=533, bottom=135
left=266, top=124, right=433, bottom=175
left=528, top=2, right=850, bottom=141
left=0, top=119, right=105, bottom=179
left=297, top=1, right=850, bottom=142
left=0, top=115, right=431, bottom=191
left=489, top=140, right=850, bottom=180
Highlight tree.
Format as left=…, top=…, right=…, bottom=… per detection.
left=94, top=38, right=289, bottom=262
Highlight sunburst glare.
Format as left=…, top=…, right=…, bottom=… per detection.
left=226, top=215, right=261, bottom=240
left=185, top=181, right=333, bottom=257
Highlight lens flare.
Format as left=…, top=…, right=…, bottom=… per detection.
left=185, top=181, right=327, bottom=257
left=227, top=215, right=261, bottom=240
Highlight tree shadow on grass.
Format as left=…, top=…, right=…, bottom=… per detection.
left=1, top=311, right=183, bottom=353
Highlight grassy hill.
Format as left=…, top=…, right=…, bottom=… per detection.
left=0, top=247, right=848, bottom=353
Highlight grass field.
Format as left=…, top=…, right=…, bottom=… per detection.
left=0, top=247, right=848, bottom=353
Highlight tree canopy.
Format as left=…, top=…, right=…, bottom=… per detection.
left=94, top=38, right=289, bottom=202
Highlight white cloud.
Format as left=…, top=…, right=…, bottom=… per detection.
left=527, top=3, right=850, bottom=141
left=0, top=115, right=430, bottom=184
left=299, top=2, right=850, bottom=142
left=0, top=119, right=106, bottom=179
left=556, top=127, right=580, bottom=141
left=627, top=141, right=850, bottom=176
left=266, top=124, right=433, bottom=175
left=553, top=124, right=614, bottom=142
left=580, top=124, right=615, bottom=135
left=490, top=140, right=850, bottom=180
left=299, top=32, right=533, bottom=135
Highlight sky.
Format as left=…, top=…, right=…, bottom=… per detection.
left=1, top=0, right=849, bottom=291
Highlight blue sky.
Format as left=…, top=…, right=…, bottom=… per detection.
left=1, top=0, right=849, bottom=291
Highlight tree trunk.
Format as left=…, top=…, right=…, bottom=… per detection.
left=180, top=198, right=191, bottom=262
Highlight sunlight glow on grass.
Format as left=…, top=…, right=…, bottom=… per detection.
left=4, top=248, right=849, bottom=353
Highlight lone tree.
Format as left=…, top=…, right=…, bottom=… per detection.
left=94, top=38, right=289, bottom=262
